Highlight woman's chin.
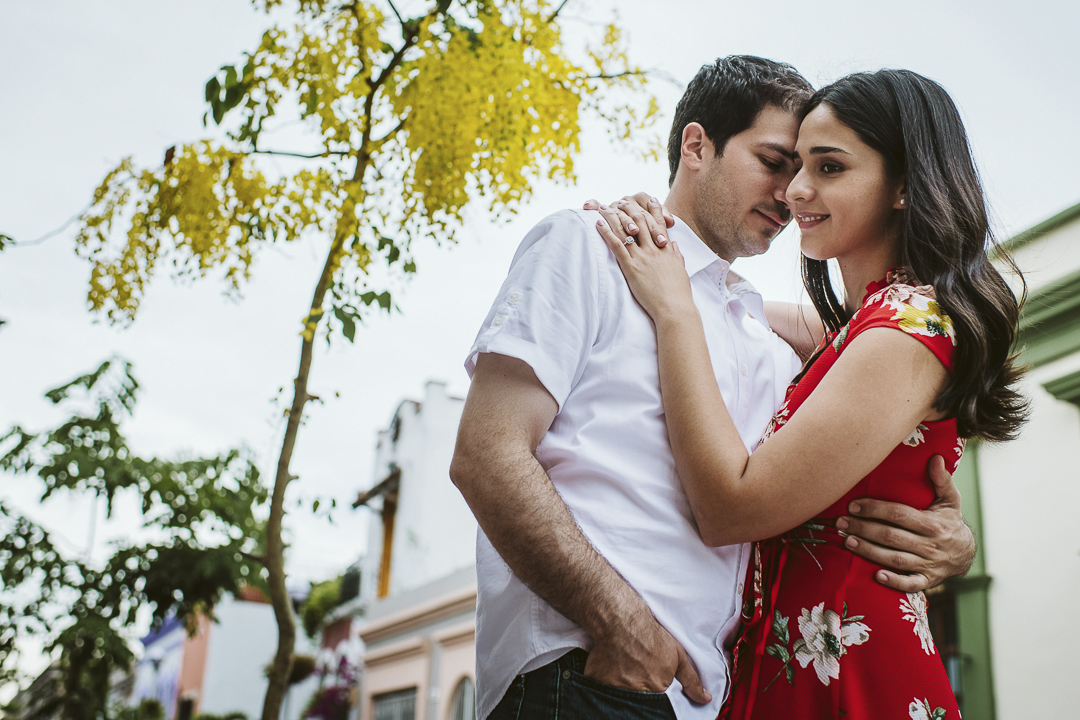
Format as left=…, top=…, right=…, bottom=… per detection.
left=799, top=244, right=832, bottom=262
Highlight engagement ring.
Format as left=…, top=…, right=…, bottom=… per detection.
left=623, top=236, right=635, bottom=246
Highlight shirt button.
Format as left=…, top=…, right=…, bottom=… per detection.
left=738, top=583, right=744, bottom=594
left=562, top=670, right=571, bottom=679
left=508, top=292, right=521, bottom=303
left=740, top=365, right=748, bottom=376
left=493, top=316, right=505, bottom=326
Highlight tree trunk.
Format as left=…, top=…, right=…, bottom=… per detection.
left=259, top=231, right=349, bottom=720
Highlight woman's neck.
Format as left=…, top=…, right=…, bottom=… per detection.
left=838, top=250, right=901, bottom=315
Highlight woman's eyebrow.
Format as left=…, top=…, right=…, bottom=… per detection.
left=808, top=145, right=850, bottom=155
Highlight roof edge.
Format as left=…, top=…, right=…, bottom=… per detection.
left=1001, top=200, right=1080, bottom=253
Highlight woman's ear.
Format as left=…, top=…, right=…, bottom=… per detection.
left=893, top=180, right=908, bottom=210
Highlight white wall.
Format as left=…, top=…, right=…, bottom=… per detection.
left=200, top=596, right=319, bottom=720
left=361, top=382, right=474, bottom=602
left=977, top=219, right=1080, bottom=718
left=978, top=353, right=1080, bottom=718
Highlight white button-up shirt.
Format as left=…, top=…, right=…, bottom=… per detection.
left=465, top=209, right=801, bottom=720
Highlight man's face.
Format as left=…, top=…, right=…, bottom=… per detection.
left=690, top=105, right=800, bottom=261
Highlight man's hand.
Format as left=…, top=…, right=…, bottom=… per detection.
left=584, top=608, right=711, bottom=704
left=837, top=454, right=976, bottom=592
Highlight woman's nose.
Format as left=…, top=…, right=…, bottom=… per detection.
left=786, top=168, right=811, bottom=203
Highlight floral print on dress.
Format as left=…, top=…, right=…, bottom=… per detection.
left=909, top=697, right=948, bottom=719
left=759, top=405, right=791, bottom=445
left=864, top=268, right=956, bottom=347
left=831, top=323, right=850, bottom=353
left=900, top=592, right=935, bottom=656
left=952, top=437, right=966, bottom=472
left=903, top=423, right=929, bottom=447
left=764, top=603, right=870, bottom=688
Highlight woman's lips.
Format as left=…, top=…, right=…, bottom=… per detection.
left=796, top=212, right=830, bottom=229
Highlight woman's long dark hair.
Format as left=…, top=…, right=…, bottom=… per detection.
left=800, top=70, right=1028, bottom=442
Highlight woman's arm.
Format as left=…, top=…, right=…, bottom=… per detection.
left=763, top=301, right=825, bottom=361
left=593, top=216, right=948, bottom=546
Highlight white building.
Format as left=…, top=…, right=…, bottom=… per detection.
left=349, top=381, right=477, bottom=720
left=130, top=589, right=319, bottom=720
left=948, top=201, right=1080, bottom=719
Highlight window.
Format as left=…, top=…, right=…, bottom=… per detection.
left=449, top=678, right=476, bottom=720
left=373, top=688, right=417, bottom=720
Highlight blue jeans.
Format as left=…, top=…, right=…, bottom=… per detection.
left=488, top=649, right=677, bottom=720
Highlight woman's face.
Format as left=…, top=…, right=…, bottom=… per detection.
left=786, top=104, right=904, bottom=262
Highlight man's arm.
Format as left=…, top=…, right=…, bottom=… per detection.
left=838, top=455, right=976, bottom=592
left=450, top=352, right=710, bottom=702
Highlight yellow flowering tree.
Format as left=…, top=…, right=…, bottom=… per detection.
left=72, top=1, right=657, bottom=716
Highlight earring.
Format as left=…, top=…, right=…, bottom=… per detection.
left=900, top=198, right=906, bottom=206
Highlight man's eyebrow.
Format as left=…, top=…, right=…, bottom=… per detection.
left=759, top=142, right=797, bottom=161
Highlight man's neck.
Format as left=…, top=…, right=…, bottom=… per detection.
left=663, top=190, right=735, bottom=264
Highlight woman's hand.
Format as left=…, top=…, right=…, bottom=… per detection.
left=590, top=198, right=695, bottom=321
left=584, top=194, right=674, bottom=248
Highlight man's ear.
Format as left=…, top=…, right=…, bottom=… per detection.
left=680, top=123, right=712, bottom=172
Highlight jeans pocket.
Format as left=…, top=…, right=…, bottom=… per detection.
left=561, top=669, right=675, bottom=719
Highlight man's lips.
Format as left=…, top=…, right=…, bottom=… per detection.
left=795, top=212, right=830, bottom=229
left=755, top=209, right=787, bottom=229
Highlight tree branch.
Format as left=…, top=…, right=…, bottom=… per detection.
left=585, top=70, right=647, bottom=80
left=371, top=115, right=409, bottom=149
left=386, top=0, right=405, bottom=26
left=251, top=149, right=353, bottom=159
left=239, top=550, right=267, bottom=566
left=547, top=0, right=572, bottom=23
left=2, top=202, right=96, bottom=249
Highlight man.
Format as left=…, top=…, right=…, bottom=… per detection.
left=450, top=56, right=974, bottom=720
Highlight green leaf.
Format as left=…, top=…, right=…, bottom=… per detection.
left=785, top=665, right=795, bottom=685
left=223, top=65, right=238, bottom=89
left=772, top=610, right=790, bottom=646
left=205, top=77, right=220, bottom=103
left=358, top=291, right=392, bottom=312
left=333, top=306, right=356, bottom=343
left=765, top=644, right=789, bottom=663
left=403, top=260, right=417, bottom=273
left=0, top=233, right=13, bottom=251
left=312, top=498, right=320, bottom=513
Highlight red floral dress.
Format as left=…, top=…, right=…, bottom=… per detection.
left=721, top=268, right=963, bottom=720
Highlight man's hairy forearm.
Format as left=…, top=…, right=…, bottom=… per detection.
left=453, top=439, right=648, bottom=641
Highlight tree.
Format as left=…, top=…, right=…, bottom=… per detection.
left=0, top=359, right=267, bottom=719
left=68, top=2, right=657, bottom=717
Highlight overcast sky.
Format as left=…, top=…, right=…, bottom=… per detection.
left=2, top=0, right=1078, bottom=676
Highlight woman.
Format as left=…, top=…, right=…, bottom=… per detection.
left=593, top=70, right=1026, bottom=718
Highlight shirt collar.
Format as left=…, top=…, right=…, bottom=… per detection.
left=666, top=216, right=773, bottom=330
left=667, top=216, right=729, bottom=279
